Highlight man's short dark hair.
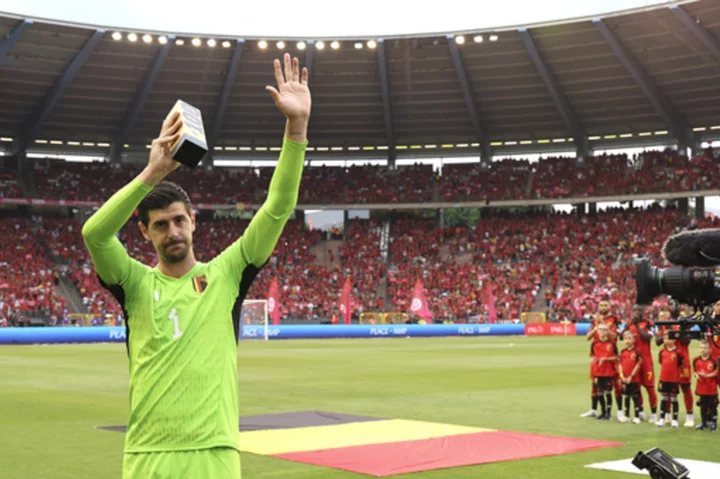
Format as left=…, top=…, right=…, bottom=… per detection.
left=137, top=181, right=192, bottom=228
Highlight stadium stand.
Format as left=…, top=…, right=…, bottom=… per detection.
left=23, top=149, right=720, bottom=206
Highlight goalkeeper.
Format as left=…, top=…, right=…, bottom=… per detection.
left=81, top=54, right=310, bottom=478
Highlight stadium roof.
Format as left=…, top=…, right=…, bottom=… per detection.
left=1, top=0, right=719, bottom=163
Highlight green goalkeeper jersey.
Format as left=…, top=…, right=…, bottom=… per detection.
left=82, top=137, right=306, bottom=453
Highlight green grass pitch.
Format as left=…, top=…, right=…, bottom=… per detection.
left=0, top=336, right=716, bottom=478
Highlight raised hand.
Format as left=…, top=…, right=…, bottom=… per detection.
left=148, top=111, right=183, bottom=177
left=266, top=53, right=312, bottom=121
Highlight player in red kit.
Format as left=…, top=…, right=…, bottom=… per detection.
left=581, top=300, right=621, bottom=419
left=657, top=330, right=683, bottom=428
left=626, top=304, right=658, bottom=423
left=590, top=323, right=619, bottom=420
left=693, top=339, right=719, bottom=432
left=709, top=301, right=720, bottom=392
left=618, top=330, right=643, bottom=424
left=657, top=310, right=694, bottom=428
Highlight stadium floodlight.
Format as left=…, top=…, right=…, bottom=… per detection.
left=142, top=34, right=152, bottom=44
left=489, top=34, right=499, bottom=41
left=67, top=141, right=81, bottom=146
left=331, top=40, right=340, bottom=49
left=297, top=41, right=306, bottom=50
left=207, top=39, right=217, bottom=47
left=35, top=139, right=48, bottom=144
left=222, top=40, right=231, bottom=48
left=192, top=38, right=202, bottom=47
left=127, top=33, right=138, bottom=42
left=50, top=140, right=63, bottom=145
left=175, top=39, right=185, bottom=46
left=112, top=32, right=122, bottom=41
left=473, top=35, right=483, bottom=43
left=455, top=35, right=465, bottom=44
left=158, top=36, right=168, bottom=44
left=654, top=130, right=668, bottom=135
left=276, top=41, right=285, bottom=49
left=258, top=40, right=268, bottom=49
left=693, top=127, right=707, bottom=132
left=367, top=40, right=377, bottom=49
left=710, top=125, right=720, bottom=130
left=354, top=42, right=363, bottom=49
left=97, top=142, right=110, bottom=147
left=620, top=133, right=633, bottom=138
left=316, top=41, right=325, bottom=50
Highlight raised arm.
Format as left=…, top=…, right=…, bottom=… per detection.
left=221, top=54, right=311, bottom=273
left=82, top=113, right=183, bottom=285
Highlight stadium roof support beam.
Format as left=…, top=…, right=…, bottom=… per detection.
left=669, top=5, right=720, bottom=64
left=446, top=35, right=491, bottom=163
left=518, top=28, right=591, bottom=158
left=304, top=40, right=315, bottom=83
left=376, top=39, right=396, bottom=167
left=205, top=39, right=244, bottom=166
left=593, top=19, right=696, bottom=150
left=11, top=29, right=104, bottom=156
left=0, top=19, right=32, bottom=65
left=109, top=38, right=173, bottom=163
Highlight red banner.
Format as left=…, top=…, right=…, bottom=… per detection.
left=267, top=276, right=280, bottom=325
left=484, top=282, right=497, bottom=324
left=409, top=279, right=433, bottom=322
left=339, top=276, right=352, bottom=325
left=524, top=323, right=577, bottom=336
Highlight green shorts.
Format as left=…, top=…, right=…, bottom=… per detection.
left=123, top=447, right=241, bottom=479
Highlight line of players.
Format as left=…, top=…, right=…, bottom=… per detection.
left=581, top=300, right=720, bottom=431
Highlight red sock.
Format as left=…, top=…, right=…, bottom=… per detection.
left=682, top=385, right=693, bottom=413
left=646, top=386, right=658, bottom=410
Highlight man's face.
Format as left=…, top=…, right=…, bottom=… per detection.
left=714, top=301, right=720, bottom=316
left=139, top=201, right=195, bottom=265
left=631, top=305, right=644, bottom=322
left=598, top=301, right=610, bottom=315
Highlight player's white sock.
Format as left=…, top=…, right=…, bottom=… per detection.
left=684, top=415, right=694, bottom=428
left=638, top=411, right=647, bottom=421
left=671, top=420, right=679, bottom=429
left=616, top=410, right=624, bottom=422
left=665, top=412, right=672, bottom=422
left=632, top=417, right=641, bottom=425
left=580, top=409, right=598, bottom=418
left=656, top=418, right=666, bottom=427
left=649, top=413, right=657, bottom=424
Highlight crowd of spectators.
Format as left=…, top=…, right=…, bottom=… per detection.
left=3, top=148, right=720, bottom=326
left=0, top=217, right=66, bottom=326
left=24, top=149, right=720, bottom=205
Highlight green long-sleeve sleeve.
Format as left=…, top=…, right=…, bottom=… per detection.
left=82, top=178, right=153, bottom=286
left=216, top=137, right=306, bottom=280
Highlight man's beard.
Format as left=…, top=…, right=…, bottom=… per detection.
left=161, top=241, right=189, bottom=264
